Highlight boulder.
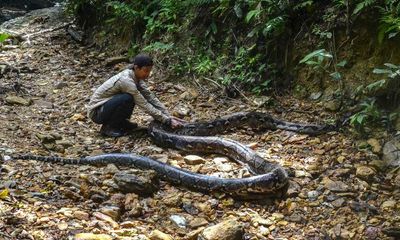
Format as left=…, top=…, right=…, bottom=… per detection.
left=0, top=0, right=56, bottom=11
left=383, top=135, right=400, bottom=167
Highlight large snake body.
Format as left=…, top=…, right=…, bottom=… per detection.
left=9, top=112, right=335, bottom=199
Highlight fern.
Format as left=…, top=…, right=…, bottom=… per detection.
left=353, top=0, right=377, bottom=15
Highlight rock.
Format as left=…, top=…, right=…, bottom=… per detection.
left=253, top=96, right=272, bottom=107
left=71, top=113, right=85, bottom=121
left=93, top=212, right=119, bottom=229
left=180, top=90, right=199, bottom=101
left=324, top=100, right=341, bottom=111
left=57, top=222, right=68, bottom=230
left=367, top=138, right=382, bottom=154
left=3, top=180, right=17, bottom=189
left=213, top=157, right=233, bottom=172
left=54, top=81, right=68, bottom=89
left=259, top=226, right=270, bottom=236
left=381, top=200, right=396, bottom=210
left=124, top=193, right=142, bottom=216
left=163, top=192, right=183, bottom=206
left=295, top=170, right=311, bottom=178
left=169, top=215, right=187, bottom=228
left=74, top=233, right=113, bottom=240
left=199, top=218, right=244, bottom=240
left=73, top=210, right=89, bottom=221
left=100, top=205, right=121, bottom=221
left=184, top=155, right=205, bottom=165
left=307, top=190, right=320, bottom=201
left=369, top=160, right=387, bottom=172
left=149, top=230, right=173, bottom=240
left=337, top=156, right=345, bottom=163
left=331, top=198, right=345, bottom=208
left=55, top=140, right=73, bottom=148
left=323, top=178, right=350, bottom=192
left=113, top=171, right=159, bottom=195
left=0, top=8, right=27, bottom=22
left=252, top=217, right=274, bottom=226
left=5, top=95, right=31, bottom=106
left=173, top=105, right=191, bottom=117
left=1, top=0, right=55, bottom=10
left=356, top=166, right=376, bottom=181
left=364, top=226, right=380, bottom=240
left=33, top=99, right=53, bottom=109
left=383, top=135, right=400, bottom=167
left=189, top=217, right=208, bottom=228
left=104, top=164, right=119, bottom=175
left=310, top=92, right=322, bottom=100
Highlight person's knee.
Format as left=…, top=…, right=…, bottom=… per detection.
left=120, top=93, right=134, bottom=105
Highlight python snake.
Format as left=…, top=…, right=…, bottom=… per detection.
left=9, top=112, right=335, bottom=199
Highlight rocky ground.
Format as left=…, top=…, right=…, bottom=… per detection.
left=0, top=7, right=399, bottom=240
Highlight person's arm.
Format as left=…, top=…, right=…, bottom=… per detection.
left=120, top=80, right=171, bottom=124
left=138, top=81, right=170, bottom=115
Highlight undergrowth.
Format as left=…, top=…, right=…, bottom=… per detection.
left=66, top=0, right=400, bottom=136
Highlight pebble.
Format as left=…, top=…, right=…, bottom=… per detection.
left=189, top=217, right=208, bottom=228
left=307, top=190, right=320, bottom=200
left=199, top=218, right=243, bottom=240
left=113, top=171, right=159, bottom=195
left=93, top=212, right=119, bottom=229
left=259, top=226, right=270, bottom=236
left=100, top=205, right=120, bottom=221
left=73, top=210, right=89, bottom=221
left=149, top=230, right=173, bottom=240
left=169, top=214, right=187, bottom=228
left=184, top=155, right=206, bottom=165
left=213, top=157, right=233, bottom=172
left=356, top=166, right=376, bottom=181
left=5, top=95, right=31, bottom=106
left=381, top=200, right=396, bottom=210
left=74, top=233, right=113, bottom=240
left=323, top=178, right=350, bottom=192
left=367, top=138, right=382, bottom=153
left=331, top=198, right=346, bottom=208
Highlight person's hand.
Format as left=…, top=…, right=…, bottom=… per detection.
left=170, top=118, right=185, bottom=129
left=171, top=116, right=187, bottom=124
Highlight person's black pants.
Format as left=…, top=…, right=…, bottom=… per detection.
left=91, top=93, right=135, bottom=127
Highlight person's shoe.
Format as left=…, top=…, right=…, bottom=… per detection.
left=122, top=120, right=138, bottom=131
left=100, top=124, right=127, bottom=137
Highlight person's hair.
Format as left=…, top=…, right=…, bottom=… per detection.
left=133, top=54, right=153, bottom=68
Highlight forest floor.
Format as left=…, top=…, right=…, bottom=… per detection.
left=0, top=7, right=399, bottom=240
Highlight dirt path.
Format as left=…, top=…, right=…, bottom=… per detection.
left=0, top=7, right=399, bottom=240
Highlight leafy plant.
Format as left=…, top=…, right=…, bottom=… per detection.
left=0, top=33, right=10, bottom=44
left=350, top=98, right=381, bottom=134
left=350, top=63, right=400, bottom=135
left=353, top=0, right=377, bottom=15
left=377, top=1, right=400, bottom=43
left=299, top=49, right=333, bottom=71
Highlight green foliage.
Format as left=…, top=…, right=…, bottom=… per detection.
left=350, top=63, right=400, bottom=135
left=66, top=0, right=399, bottom=103
left=353, top=0, right=377, bottom=15
left=378, top=1, right=400, bottom=43
left=349, top=98, right=381, bottom=134
left=0, top=33, right=10, bottom=44
left=299, top=49, right=333, bottom=70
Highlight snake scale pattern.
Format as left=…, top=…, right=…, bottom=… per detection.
left=11, top=112, right=336, bottom=199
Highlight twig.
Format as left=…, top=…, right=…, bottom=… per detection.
left=231, top=84, right=254, bottom=105
left=202, top=77, right=223, bottom=89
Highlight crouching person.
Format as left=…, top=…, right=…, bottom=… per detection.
left=87, top=54, right=185, bottom=137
